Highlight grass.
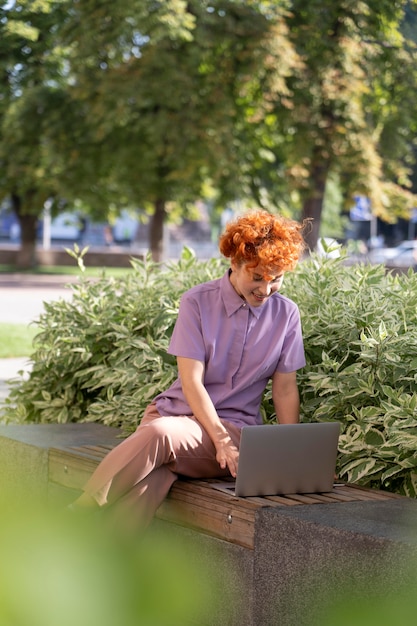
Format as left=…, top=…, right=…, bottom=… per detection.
left=0, top=265, right=133, bottom=359
left=0, top=264, right=132, bottom=278
left=0, top=323, right=39, bottom=358
left=0, top=263, right=135, bottom=359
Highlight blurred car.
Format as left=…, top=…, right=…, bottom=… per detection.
left=0, top=208, right=20, bottom=241
left=112, top=211, right=139, bottom=244
left=37, top=212, right=85, bottom=244
left=368, top=240, right=417, bottom=268
left=49, top=212, right=83, bottom=240
left=0, top=209, right=87, bottom=244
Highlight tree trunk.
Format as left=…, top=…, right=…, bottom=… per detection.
left=301, top=159, right=329, bottom=252
left=11, top=193, right=39, bottom=269
left=149, top=198, right=166, bottom=262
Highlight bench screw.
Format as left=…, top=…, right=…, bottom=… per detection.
left=227, top=514, right=233, bottom=524
left=64, top=465, right=68, bottom=473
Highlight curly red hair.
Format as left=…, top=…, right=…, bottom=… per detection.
left=219, top=210, right=306, bottom=273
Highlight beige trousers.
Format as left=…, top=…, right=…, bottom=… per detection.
left=83, top=402, right=241, bottom=528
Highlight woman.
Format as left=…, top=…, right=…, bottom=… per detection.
left=71, top=210, right=307, bottom=528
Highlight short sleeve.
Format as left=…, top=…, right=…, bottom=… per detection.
left=275, top=306, right=306, bottom=372
left=168, top=293, right=207, bottom=361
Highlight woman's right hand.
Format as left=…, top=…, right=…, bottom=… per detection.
left=177, top=356, right=240, bottom=477
left=215, top=435, right=239, bottom=478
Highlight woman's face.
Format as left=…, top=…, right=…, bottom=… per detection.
left=229, top=261, right=284, bottom=307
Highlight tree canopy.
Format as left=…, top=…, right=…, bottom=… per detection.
left=1, top=0, right=417, bottom=265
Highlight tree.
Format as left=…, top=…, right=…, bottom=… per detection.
left=3, top=0, right=416, bottom=265
left=279, top=0, right=417, bottom=250
left=2, top=0, right=286, bottom=264
left=59, top=0, right=292, bottom=260
left=219, top=0, right=417, bottom=249
left=0, top=0, right=74, bottom=267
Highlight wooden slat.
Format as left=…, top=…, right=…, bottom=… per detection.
left=49, top=451, right=96, bottom=490
left=293, top=492, right=343, bottom=504
left=66, top=444, right=115, bottom=455
left=156, top=481, right=257, bottom=549
left=336, top=484, right=403, bottom=500
left=332, top=486, right=393, bottom=502
left=48, top=445, right=114, bottom=490
left=274, top=493, right=325, bottom=505
left=258, top=494, right=303, bottom=506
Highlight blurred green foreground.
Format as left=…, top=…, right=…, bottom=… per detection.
left=0, top=488, right=214, bottom=626
left=1, top=486, right=417, bottom=626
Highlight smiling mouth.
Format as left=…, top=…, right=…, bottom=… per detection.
left=252, top=292, right=268, bottom=301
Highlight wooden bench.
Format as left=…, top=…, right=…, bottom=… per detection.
left=48, top=439, right=403, bottom=550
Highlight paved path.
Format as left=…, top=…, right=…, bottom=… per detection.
left=0, top=274, right=76, bottom=406
left=0, top=357, right=31, bottom=405
left=0, top=273, right=76, bottom=324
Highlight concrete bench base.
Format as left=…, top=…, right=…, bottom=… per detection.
left=1, top=423, right=417, bottom=625
left=0, top=423, right=122, bottom=505
left=152, top=502, right=417, bottom=626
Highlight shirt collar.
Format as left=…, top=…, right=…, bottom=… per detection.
left=220, top=270, right=263, bottom=319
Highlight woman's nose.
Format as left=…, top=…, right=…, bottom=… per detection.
left=259, top=282, right=272, bottom=295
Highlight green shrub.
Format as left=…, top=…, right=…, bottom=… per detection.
left=3, top=248, right=417, bottom=497
left=2, top=249, right=227, bottom=435
left=284, top=256, right=417, bottom=497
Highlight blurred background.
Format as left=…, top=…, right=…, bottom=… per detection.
left=1, top=1, right=417, bottom=269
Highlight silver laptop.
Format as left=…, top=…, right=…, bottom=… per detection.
left=212, top=422, right=340, bottom=497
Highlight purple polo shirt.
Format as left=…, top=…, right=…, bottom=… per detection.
left=154, top=270, right=306, bottom=428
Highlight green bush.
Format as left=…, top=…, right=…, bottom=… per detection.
left=284, top=256, right=417, bottom=497
left=3, top=249, right=227, bottom=435
left=3, top=248, right=417, bottom=497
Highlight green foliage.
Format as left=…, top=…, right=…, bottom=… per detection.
left=3, top=249, right=227, bottom=434
left=3, top=250, right=417, bottom=497
left=282, top=254, right=417, bottom=497
left=2, top=0, right=417, bottom=263
left=0, top=488, right=216, bottom=626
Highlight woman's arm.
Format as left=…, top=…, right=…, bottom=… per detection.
left=271, top=370, right=300, bottom=424
left=177, top=356, right=239, bottom=477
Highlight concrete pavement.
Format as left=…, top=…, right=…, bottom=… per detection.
left=0, top=273, right=75, bottom=408
left=0, top=357, right=31, bottom=405
left=0, top=272, right=75, bottom=324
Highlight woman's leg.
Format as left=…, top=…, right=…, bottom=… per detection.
left=75, top=403, right=240, bottom=525
left=103, top=465, right=178, bottom=531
